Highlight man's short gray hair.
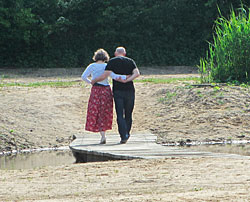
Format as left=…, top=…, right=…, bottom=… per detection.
left=115, top=47, right=126, bottom=54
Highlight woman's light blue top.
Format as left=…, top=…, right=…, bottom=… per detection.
left=81, top=63, right=126, bottom=86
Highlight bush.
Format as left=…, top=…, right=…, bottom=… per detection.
left=199, top=6, right=250, bottom=83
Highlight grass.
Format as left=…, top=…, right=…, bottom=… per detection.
left=136, top=77, right=199, bottom=84
left=0, top=77, right=248, bottom=89
left=0, top=81, right=80, bottom=88
left=199, top=6, right=250, bottom=83
left=159, top=91, right=177, bottom=103
left=0, top=77, right=199, bottom=88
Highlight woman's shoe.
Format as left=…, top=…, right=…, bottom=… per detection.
left=100, top=137, right=106, bottom=144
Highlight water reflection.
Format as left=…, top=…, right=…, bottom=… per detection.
left=0, top=150, right=75, bottom=170
left=186, top=144, right=250, bottom=156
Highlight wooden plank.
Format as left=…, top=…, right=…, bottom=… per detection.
left=69, top=133, right=250, bottom=163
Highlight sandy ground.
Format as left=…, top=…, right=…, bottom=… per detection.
left=0, top=67, right=250, bottom=201
left=0, top=158, right=250, bottom=201
left=0, top=67, right=249, bottom=151
left=1, top=66, right=201, bottom=151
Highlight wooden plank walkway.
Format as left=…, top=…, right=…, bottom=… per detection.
left=69, top=133, right=250, bottom=163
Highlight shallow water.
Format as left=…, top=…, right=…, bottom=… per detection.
left=1, top=143, right=249, bottom=170
left=186, top=143, right=250, bottom=156
left=0, top=150, right=75, bottom=170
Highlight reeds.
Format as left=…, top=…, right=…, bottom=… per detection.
left=199, top=5, right=250, bottom=83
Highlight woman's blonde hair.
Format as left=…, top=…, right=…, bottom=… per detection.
left=92, top=49, right=110, bottom=62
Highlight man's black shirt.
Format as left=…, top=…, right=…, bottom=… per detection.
left=105, top=56, right=137, bottom=91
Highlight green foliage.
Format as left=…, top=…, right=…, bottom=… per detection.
left=0, top=80, right=79, bottom=88
left=136, top=77, right=199, bottom=84
left=159, top=91, right=177, bottom=103
left=0, top=0, right=250, bottom=68
left=199, top=5, right=250, bottom=83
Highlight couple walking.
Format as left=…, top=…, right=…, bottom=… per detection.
left=81, top=47, right=140, bottom=144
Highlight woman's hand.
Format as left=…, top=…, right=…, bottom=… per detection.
left=114, top=75, right=131, bottom=83
left=115, top=77, right=127, bottom=83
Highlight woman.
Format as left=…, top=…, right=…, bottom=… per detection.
left=81, top=49, right=126, bottom=144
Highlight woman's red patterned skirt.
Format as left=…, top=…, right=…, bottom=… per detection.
left=85, top=85, right=113, bottom=132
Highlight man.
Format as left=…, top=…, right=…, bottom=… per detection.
left=91, top=47, right=140, bottom=144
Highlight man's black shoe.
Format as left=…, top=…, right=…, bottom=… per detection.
left=120, top=134, right=130, bottom=144
left=120, top=139, right=127, bottom=144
